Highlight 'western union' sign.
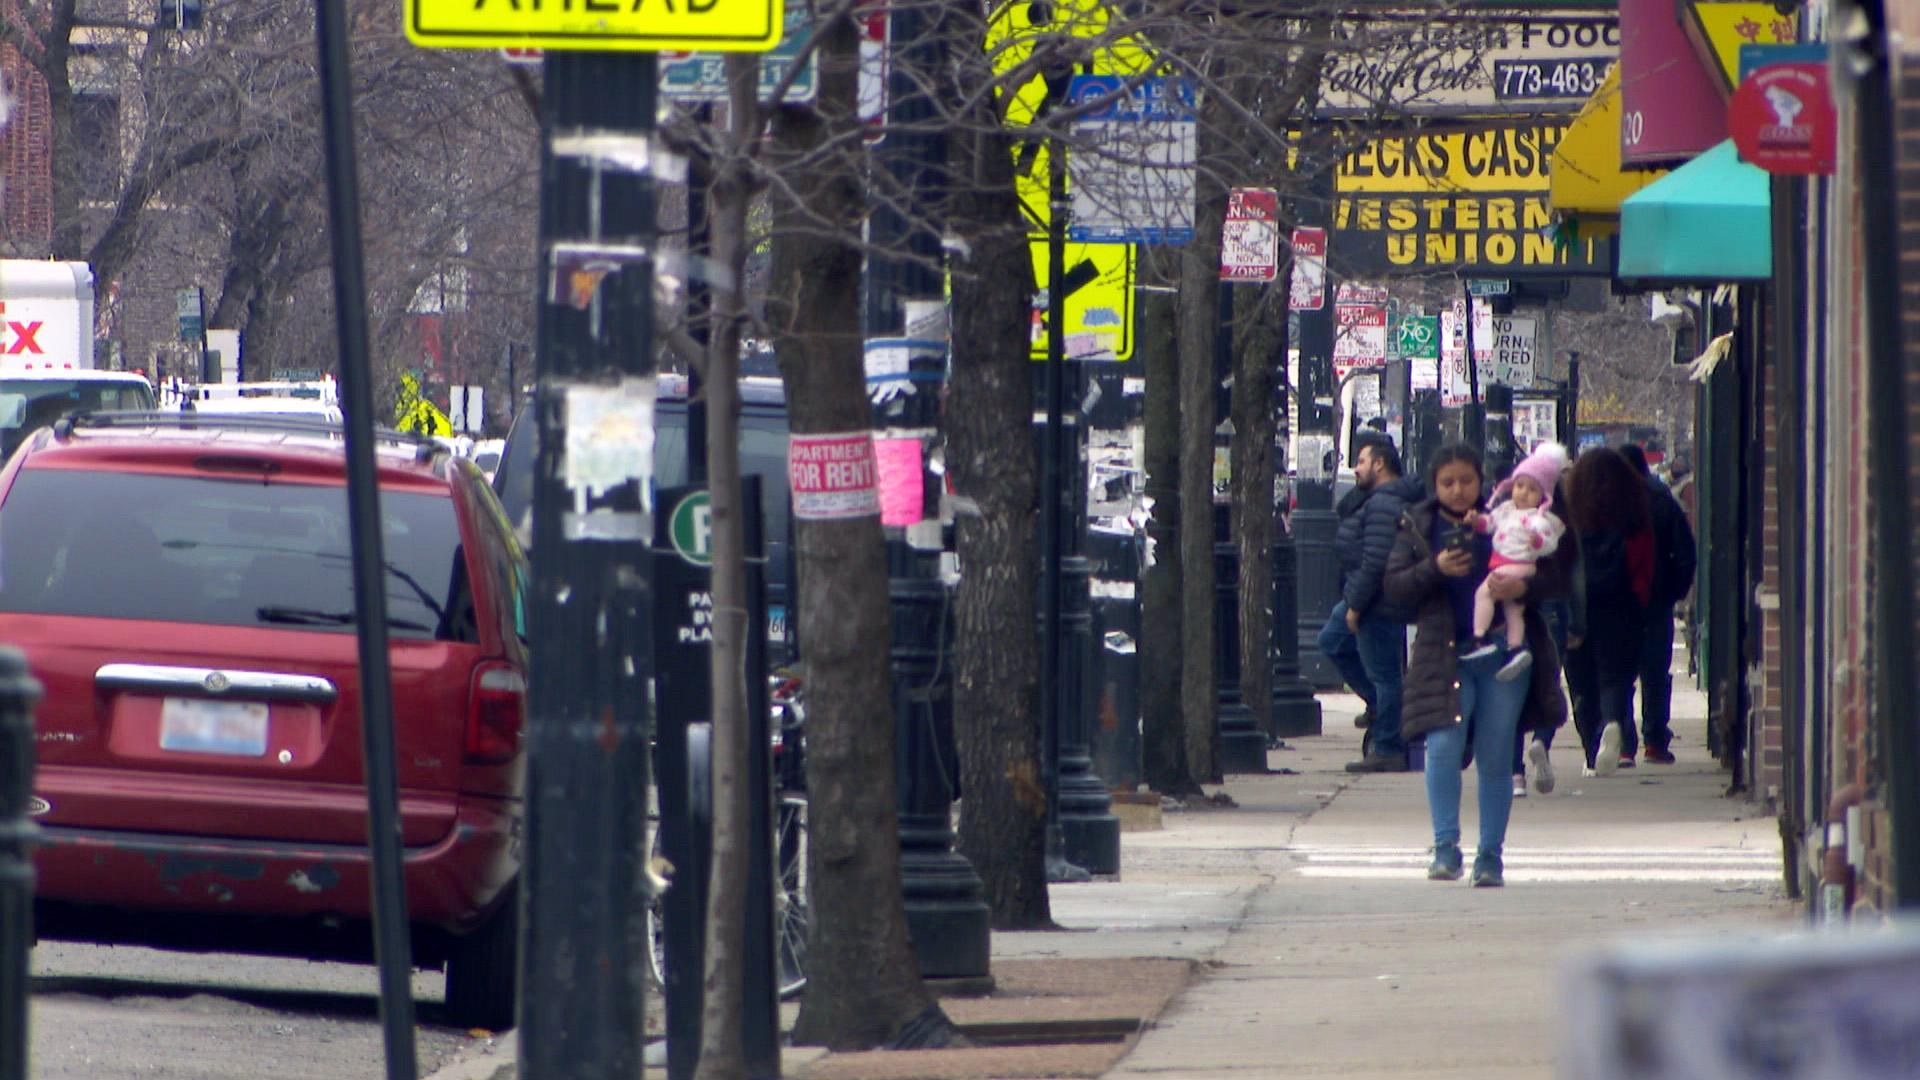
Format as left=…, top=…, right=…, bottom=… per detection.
left=1334, top=123, right=1611, bottom=277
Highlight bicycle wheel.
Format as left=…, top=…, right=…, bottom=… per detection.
left=644, top=826, right=669, bottom=991
left=775, top=794, right=808, bottom=998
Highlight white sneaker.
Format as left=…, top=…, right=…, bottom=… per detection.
left=1461, top=640, right=1499, bottom=662
left=1496, top=648, right=1533, bottom=683
left=1526, top=739, right=1555, bottom=795
left=1596, top=722, right=1622, bottom=776
left=1513, top=774, right=1527, bottom=798
left=1581, top=765, right=1597, bottom=778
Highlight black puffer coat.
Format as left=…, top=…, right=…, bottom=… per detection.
left=1339, top=475, right=1425, bottom=618
left=1382, top=497, right=1573, bottom=743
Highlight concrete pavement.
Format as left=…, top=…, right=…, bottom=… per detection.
left=433, top=679, right=1798, bottom=1079
left=1097, top=686, right=1794, bottom=1080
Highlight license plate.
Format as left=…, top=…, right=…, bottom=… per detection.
left=160, top=697, right=269, bottom=757
left=768, top=605, right=788, bottom=644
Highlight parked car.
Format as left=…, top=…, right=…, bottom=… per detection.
left=0, top=412, right=528, bottom=1029
left=0, top=367, right=156, bottom=461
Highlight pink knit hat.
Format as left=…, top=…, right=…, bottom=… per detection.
left=1498, top=442, right=1570, bottom=507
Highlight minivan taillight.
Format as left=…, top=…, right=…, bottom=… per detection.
left=467, top=663, right=526, bottom=763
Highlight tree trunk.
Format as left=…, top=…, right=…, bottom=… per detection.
left=694, top=53, right=760, bottom=1080
left=944, top=85, right=1049, bottom=929
left=768, top=14, right=958, bottom=1051
left=1232, top=286, right=1282, bottom=736
left=1138, top=264, right=1198, bottom=797
left=1177, top=98, right=1228, bottom=785
left=40, top=1, right=80, bottom=262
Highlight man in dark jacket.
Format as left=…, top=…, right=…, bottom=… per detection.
left=1331, top=440, right=1424, bottom=772
left=1621, top=444, right=1697, bottom=763
left=1319, top=435, right=1389, bottom=741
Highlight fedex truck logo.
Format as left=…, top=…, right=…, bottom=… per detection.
left=0, top=305, right=45, bottom=355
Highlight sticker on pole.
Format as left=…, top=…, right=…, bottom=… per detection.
left=788, top=432, right=880, bottom=520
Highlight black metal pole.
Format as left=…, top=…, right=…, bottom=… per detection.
left=1566, top=351, right=1581, bottom=451
left=1041, top=138, right=1083, bottom=882
left=868, top=0, right=991, bottom=973
left=1213, top=284, right=1264, bottom=774
left=520, top=52, right=657, bottom=1077
left=1462, top=282, right=1485, bottom=452
left=313, top=8, right=417, bottom=1076
left=0, top=650, right=39, bottom=1080
left=687, top=103, right=711, bottom=489
left=1291, top=163, right=1341, bottom=688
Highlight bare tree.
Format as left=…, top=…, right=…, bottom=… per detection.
left=764, top=8, right=962, bottom=1051
left=694, top=52, right=763, bottom=1080
left=940, top=0, right=1050, bottom=929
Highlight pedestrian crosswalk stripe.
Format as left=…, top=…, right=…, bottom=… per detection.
left=1296, top=866, right=1777, bottom=882
left=1285, top=845, right=1780, bottom=883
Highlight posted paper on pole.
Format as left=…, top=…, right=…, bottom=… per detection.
left=789, top=432, right=881, bottom=520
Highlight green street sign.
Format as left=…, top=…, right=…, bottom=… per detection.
left=1396, top=315, right=1440, bottom=361
left=669, top=490, right=712, bottom=567
left=1468, top=279, right=1511, bottom=297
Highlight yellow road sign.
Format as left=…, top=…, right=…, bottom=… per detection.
left=393, top=373, right=454, bottom=437
left=986, top=0, right=1147, bottom=361
left=1030, top=239, right=1134, bottom=361
left=405, top=0, right=784, bottom=53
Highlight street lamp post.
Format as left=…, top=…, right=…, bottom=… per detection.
left=1291, top=168, right=1342, bottom=688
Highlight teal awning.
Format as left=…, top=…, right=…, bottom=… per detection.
left=1618, top=140, right=1771, bottom=281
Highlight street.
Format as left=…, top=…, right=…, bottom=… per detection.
left=28, top=944, right=490, bottom=1079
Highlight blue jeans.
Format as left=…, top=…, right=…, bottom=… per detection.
left=1318, top=602, right=1405, bottom=758
left=1425, top=644, right=1530, bottom=857
left=1630, top=605, right=1677, bottom=755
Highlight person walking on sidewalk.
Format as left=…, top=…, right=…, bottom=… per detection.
left=1620, top=444, right=1697, bottom=764
left=1383, top=445, right=1571, bottom=887
left=1334, top=440, right=1425, bottom=774
left=1562, top=448, right=1654, bottom=776
left=1320, top=434, right=1391, bottom=742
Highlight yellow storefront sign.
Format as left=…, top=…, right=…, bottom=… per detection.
left=987, top=0, right=1146, bottom=360
left=1684, top=2, right=1797, bottom=94
left=1339, top=125, right=1564, bottom=195
left=1334, top=122, right=1610, bottom=276
left=406, top=0, right=784, bottom=53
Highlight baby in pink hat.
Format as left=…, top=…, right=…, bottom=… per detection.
left=1463, top=442, right=1570, bottom=682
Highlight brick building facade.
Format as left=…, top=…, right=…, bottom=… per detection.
left=0, top=1, right=53, bottom=256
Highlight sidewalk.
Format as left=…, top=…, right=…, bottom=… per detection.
left=435, top=681, right=1796, bottom=1079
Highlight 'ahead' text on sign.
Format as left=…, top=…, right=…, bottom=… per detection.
left=406, top=0, right=784, bottom=53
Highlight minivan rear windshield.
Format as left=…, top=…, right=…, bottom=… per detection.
left=0, top=469, right=465, bottom=639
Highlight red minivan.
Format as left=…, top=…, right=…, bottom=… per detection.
left=0, top=414, right=528, bottom=1029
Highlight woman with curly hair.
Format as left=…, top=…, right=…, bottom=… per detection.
left=1562, top=447, right=1654, bottom=776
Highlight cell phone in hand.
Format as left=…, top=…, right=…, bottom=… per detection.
left=1443, top=528, right=1474, bottom=553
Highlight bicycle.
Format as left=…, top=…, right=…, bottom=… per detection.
left=645, top=673, right=809, bottom=998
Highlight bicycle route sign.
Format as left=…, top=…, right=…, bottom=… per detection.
left=1396, top=315, right=1440, bottom=361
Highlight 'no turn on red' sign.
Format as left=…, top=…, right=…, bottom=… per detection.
left=788, top=432, right=880, bottom=521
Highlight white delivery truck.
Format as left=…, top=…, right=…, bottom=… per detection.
left=0, top=261, right=156, bottom=459
left=0, top=260, right=94, bottom=368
